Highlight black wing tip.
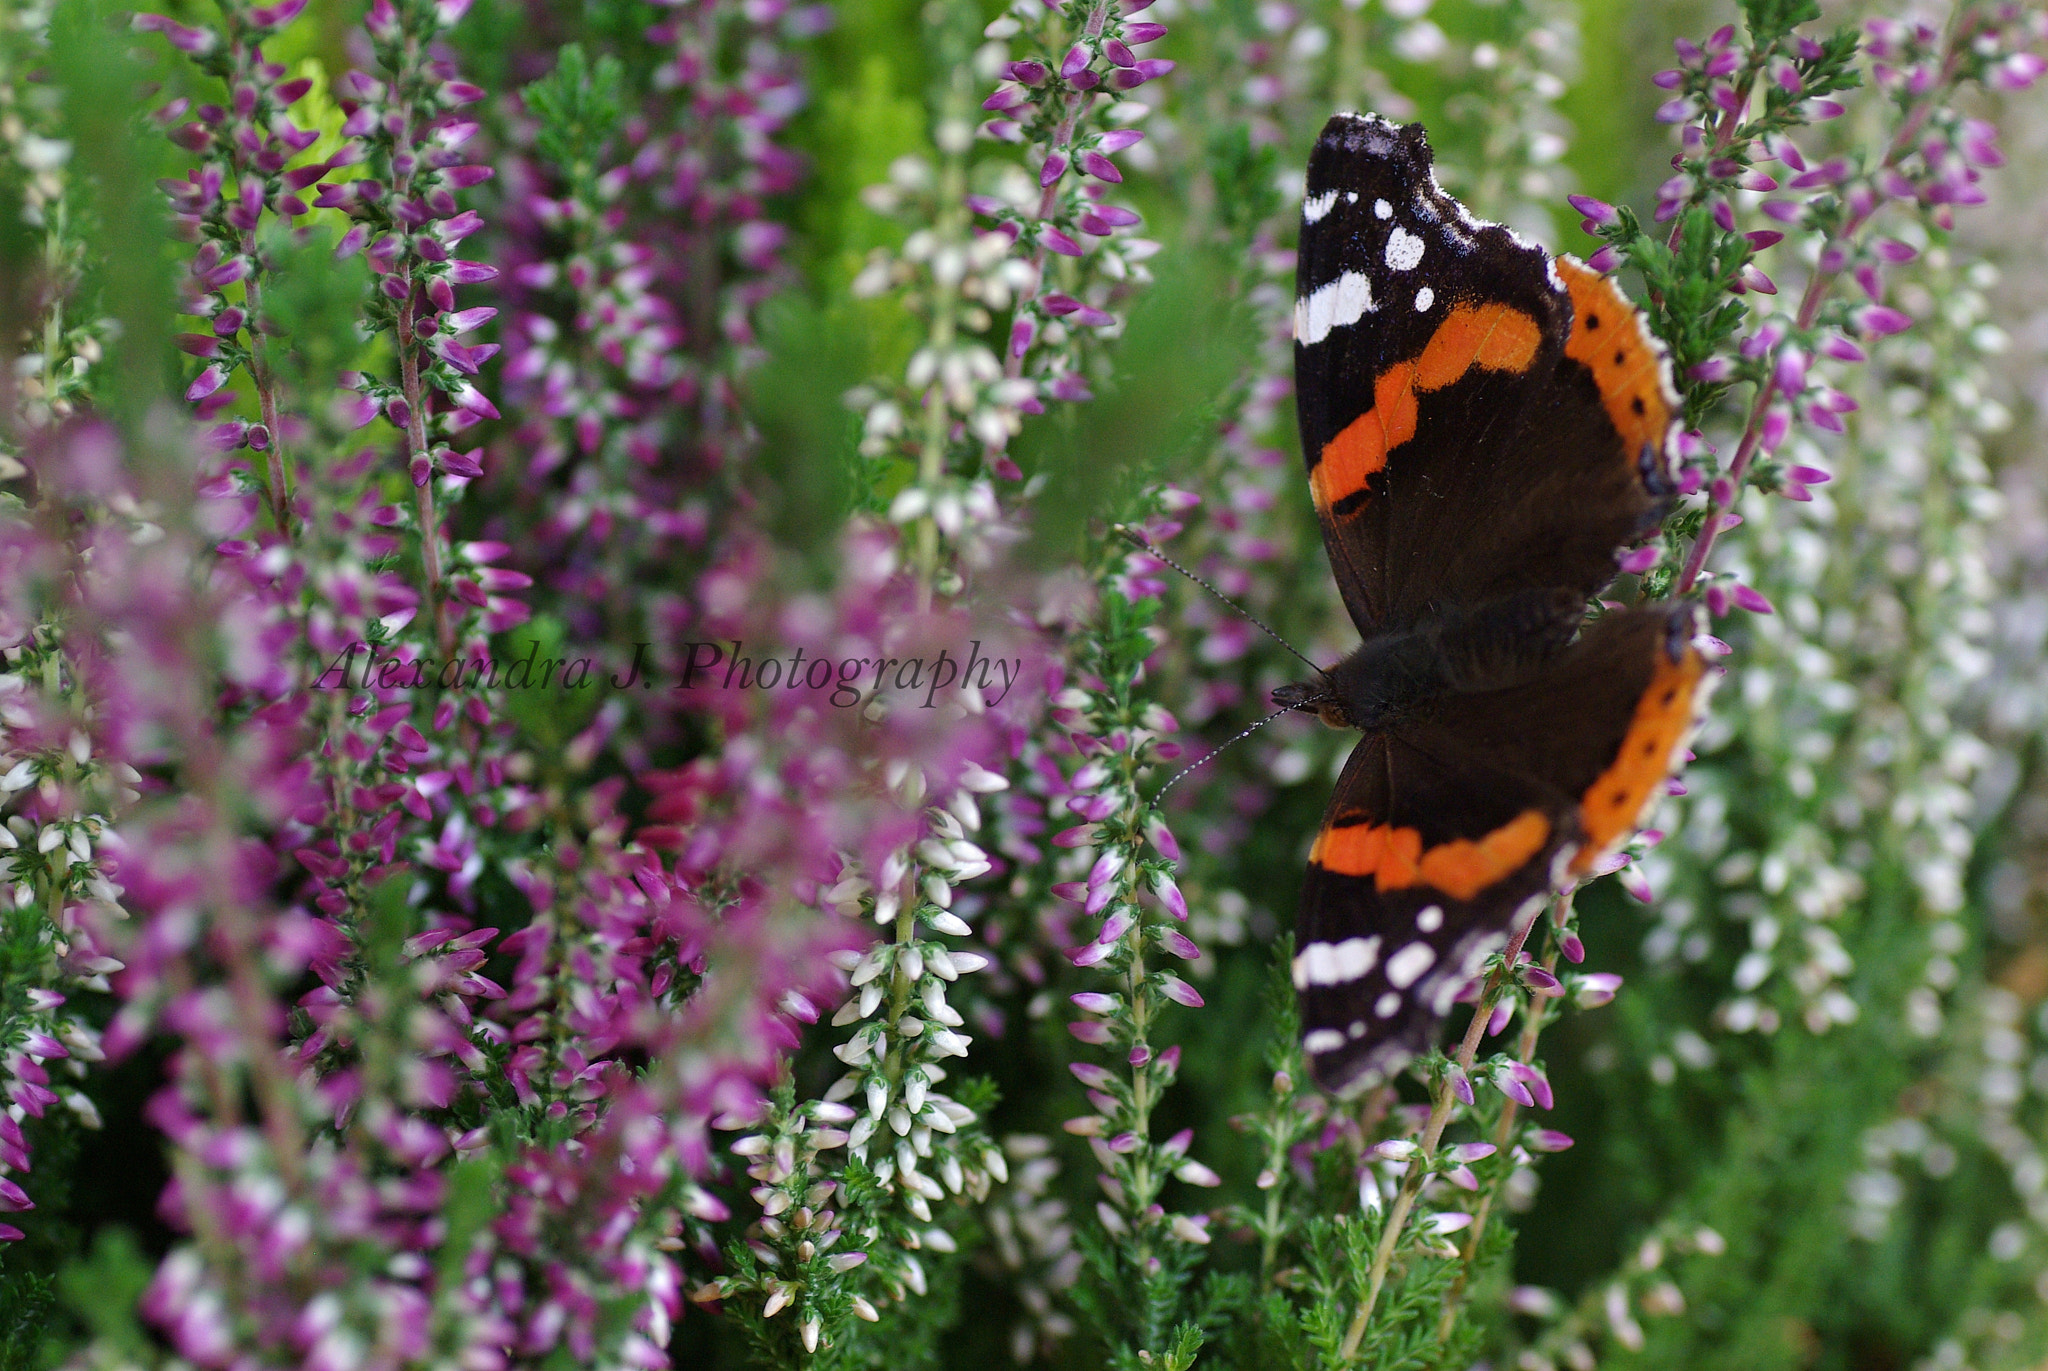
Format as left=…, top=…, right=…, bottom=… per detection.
left=1313, top=112, right=1431, bottom=170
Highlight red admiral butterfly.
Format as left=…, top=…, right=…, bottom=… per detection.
left=1280, top=113, right=1714, bottom=1096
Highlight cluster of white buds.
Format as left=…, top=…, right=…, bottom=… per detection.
left=700, top=1098, right=874, bottom=1353
left=981, top=1133, right=1081, bottom=1363
left=1650, top=254, right=2004, bottom=1055
left=1437, top=0, right=1580, bottom=242
left=822, top=765, right=1011, bottom=1244
left=847, top=147, right=1036, bottom=589
left=0, top=2, right=108, bottom=442
left=1510, top=1224, right=1726, bottom=1368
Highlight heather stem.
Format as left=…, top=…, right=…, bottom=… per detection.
left=1436, top=902, right=1572, bottom=1338
left=240, top=271, right=292, bottom=536
left=1675, top=29, right=1972, bottom=594
left=397, top=293, right=449, bottom=656
left=1339, top=904, right=1545, bottom=1362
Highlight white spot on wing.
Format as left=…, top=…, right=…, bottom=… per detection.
left=1416, top=905, right=1443, bottom=933
left=1414, top=286, right=1435, bottom=312
left=1298, top=936, right=1382, bottom=985
left=1348, top=1019, right=1367, bottom=1038
left=1298, top=941, right=1338, bottom=986
left=1385, top=225, right=1425, bottom=272
left=1294, top=271, right=1376, bottom=346
left=1373, top=198, right=1392, bottom=220
left=1375, top=991, right=1402, bottom=1018
left=1303, top=189, right=1339, bottom=224
left=1304, top=1028, right=1346, bottom=1054
left=1332, top=935, right=1381, bottom=981
left=1385, top=941, right=1437, bottom=989
left=1346, top=191, right=1359, bottom=203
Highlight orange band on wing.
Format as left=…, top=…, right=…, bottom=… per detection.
left=1312, top=809, right=1551, bottom=901
left=1414, top=303, right=1544, bottom=391
left=1310, top=365, right=1418, bottom=512
left=1558, top=258, right=1671, bottom=463
left=1571, top=647, right=1706, bottom=870
left=1311, top=304, right=1544, bottom=516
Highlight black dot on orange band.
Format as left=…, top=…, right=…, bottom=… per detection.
left=1632, top=396, right=1647, bottom=415
left=1588, top=314, right=1602, bottom=328
left=1614, top=350, right=1626, bottom=364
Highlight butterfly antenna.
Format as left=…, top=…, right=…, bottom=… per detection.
left=1112, top=524, right=1325, bottom=677
left=1148, top=699, right=1316, bottom=809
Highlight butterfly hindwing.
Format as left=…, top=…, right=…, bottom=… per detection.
left=1430, top=603, right=1714, bottom=877
left=1296, top=732, right=1570, bottom=1095
left=1295, top=605, right=1713, bottom=1096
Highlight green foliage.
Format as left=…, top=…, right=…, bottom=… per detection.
left=54, top=1229, right=150, bottom=1354
left=1740, top=0, right=1821, bottom=47
left=1020, top=250, right=1258, bottom=565
left=47, top=0, right=173, bottom=441
left=742, top=295, right=866, bottom=561
left=0, top=1257, right=51, bottom=1371
left=522, top=45, right=626, bottom=194
left=260, top=222, right=378, bottom=399
left=494, top=614, right=607, bottom=755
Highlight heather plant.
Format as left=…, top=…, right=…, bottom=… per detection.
left=1, top=1, right=2046, bottom=1370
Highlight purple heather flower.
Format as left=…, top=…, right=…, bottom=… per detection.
left=1568, top=194, right=1619, bottom=227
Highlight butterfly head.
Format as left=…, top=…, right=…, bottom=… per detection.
left=1272, top=677, right=1351, bottom=730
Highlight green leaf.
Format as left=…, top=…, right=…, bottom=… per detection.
left=523, top=44, right=627, bottom=184
left=1741, top=0, right=1820, bottom=46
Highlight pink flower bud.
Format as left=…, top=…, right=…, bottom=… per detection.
left=1080, top=150, right=1123, bottom=183
left=1856, top=305, right=1913, bottom=336
left=1567, top=194, right=1619, bottom=227
left=1618, top=545, right=1660, bottom=575
left=1574, top=973, right=1623, bottom=1008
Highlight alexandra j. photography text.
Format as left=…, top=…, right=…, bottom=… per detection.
left=309, top=638, right=1025, bottom=708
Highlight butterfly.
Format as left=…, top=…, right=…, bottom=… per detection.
left=1279, top=113, right=1715, bottom=1096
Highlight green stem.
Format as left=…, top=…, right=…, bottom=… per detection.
left=1337, top=901, right=1548, bottom=1363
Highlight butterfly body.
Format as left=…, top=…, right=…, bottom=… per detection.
left=1286, top=112, right=1715, bottom=1095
